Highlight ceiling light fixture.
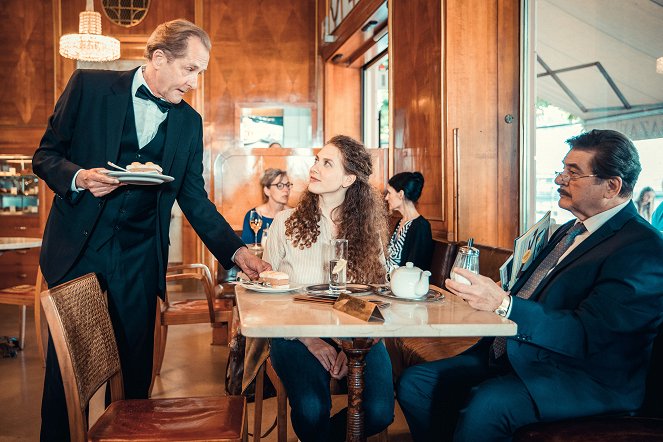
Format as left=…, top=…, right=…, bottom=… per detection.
left=59, top=0, right=120, bottom=62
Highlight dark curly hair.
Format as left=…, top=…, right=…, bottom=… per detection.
left=285, top=135, right=387, bottom=283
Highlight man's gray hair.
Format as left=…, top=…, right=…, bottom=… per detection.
left=144, top=19, right=211, bottom=60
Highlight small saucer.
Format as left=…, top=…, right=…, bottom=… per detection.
left=375, top=288, right=445, bottom=302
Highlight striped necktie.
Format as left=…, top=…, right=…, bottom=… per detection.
left=492, top=222, right=587, bottom=359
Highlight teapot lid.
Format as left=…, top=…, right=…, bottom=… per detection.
left=458, top=246, right=479, bottom=256
left=395, top=262, right=421, bottom=273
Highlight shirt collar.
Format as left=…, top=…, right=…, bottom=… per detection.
left=577, top=200, right=630, bottom=234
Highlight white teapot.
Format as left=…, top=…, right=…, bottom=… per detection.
left=388, top=262, right=431, bottom=299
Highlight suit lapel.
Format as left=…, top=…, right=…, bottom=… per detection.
left=528, top=203, right=637, bottom=300
left=161, top=107, right=183, bottom=176
left=105, top=69, right=136, bottom=163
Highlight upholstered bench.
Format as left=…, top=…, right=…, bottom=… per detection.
left=385, top=238, right=512, bottom=379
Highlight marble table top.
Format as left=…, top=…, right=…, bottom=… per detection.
left=0, top=237, right=42, bottom=251
left=236, top=285, right=516, bottom=338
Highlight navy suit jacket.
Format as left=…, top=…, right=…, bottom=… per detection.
left=503, top=202, right=663, bottom=420
left=33, top=69, right=244, bottom=290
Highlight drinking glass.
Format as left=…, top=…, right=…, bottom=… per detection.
left=450, top=246, right=480, bottom=285
left=329, top=239, right=348, bottom=293
left=249, top=209, right=263, bottom=248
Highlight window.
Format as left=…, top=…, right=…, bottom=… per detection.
left=363, top=53, right=389, bottom=148
left=524, top=0, right=663, bottom=227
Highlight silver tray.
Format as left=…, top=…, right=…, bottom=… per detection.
left=374, top=288, right=445, bottom=302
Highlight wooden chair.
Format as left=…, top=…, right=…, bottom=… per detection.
left=253, top=358, right=288, bottom=442
left=151, top=263, right=234, bottom=393
left=40, top=272, right=247, bottom=442
left=0, top=266, right=47, bottom=363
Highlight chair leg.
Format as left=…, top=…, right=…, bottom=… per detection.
left=266, top=359, right=287, bottom=442
left=18, top=305, right=26, bottom=350
left=34, top=268, right=47, bottom=366
left=149, top=309, right=162, bottom=397
left=155, top=324, right=168, bottom=375
left=253, top=363, right=265, bottom=442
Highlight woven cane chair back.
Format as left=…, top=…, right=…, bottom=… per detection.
left=41, top=273, right=123, bottom=421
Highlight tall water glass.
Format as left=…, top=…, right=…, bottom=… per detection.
left=329, top=239, right=348, bottom=293
left=450, top=246, right=480, bottom=285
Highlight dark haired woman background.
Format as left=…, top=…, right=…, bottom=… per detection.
left=384, top=171, right=433, bottom=271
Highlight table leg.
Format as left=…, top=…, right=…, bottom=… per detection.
left=341, top=338, right=374, bottom=442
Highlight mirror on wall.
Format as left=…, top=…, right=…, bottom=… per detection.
left=239, top=106, right=312, bottom=148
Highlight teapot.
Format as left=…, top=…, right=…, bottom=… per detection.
left=388, top=262, right=431, bottom=299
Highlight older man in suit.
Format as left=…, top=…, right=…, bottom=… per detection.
left=34, top=19, right=270, bottom=441
left=397, top=129, right=663, bottom=441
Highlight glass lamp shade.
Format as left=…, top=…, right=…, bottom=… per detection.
left=59, top=9, right=120, bottom=62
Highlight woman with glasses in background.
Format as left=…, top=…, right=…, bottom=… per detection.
left=241, top=168, right=293, bottom=245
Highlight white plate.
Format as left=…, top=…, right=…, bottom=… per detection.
left=105, top=171, right=174, bottom=185
left=239, top=282, right=303, bottom=293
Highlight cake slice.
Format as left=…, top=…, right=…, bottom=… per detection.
left=126, top=161, right=163, bottom=174
left=259, top=270, right=290, bottom=287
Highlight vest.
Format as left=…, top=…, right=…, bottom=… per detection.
left=87, top=100, right=167, bottom=251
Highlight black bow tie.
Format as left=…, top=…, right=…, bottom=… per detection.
left=135, top=84, right=173, bottom=113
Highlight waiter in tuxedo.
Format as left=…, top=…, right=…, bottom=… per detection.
left=397, top=129, right=663, bottom=441
left=34, top=19, right=270, bottom=441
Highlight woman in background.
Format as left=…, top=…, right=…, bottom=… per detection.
left=264, top=135, right=393, bottom=441
left=241, top=168, right=292, bottom=245
left=384, top=171, right=433, bottom=271
left=636, top=186, right=656, bottom=223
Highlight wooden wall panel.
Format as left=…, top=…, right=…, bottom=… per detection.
left=445, top=0, right=519, bottom=247
left=0, top=0, right=54, bottom=151
left=324, top=62, right=361, bottom=141
left=203, top=0, right=318, bottom=151
left=391, top=0, right=444, bottom=232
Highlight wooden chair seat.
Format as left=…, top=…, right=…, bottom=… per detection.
left=163, top=298, right=234, bottom=325
left=88, top=396, right=246, bottom=441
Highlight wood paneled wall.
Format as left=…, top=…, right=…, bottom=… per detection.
left=391, top=0, right=444, bottom=232
left=390, top=0, right=519, bottom=248
left=445, top=0, right=520, bottom=247
left=0, top=0, right=54, bottom=153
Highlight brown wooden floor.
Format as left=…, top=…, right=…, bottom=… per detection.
left=0, top=302, right=413, bottom=441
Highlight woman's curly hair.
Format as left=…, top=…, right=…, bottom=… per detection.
left=285, top=135, right=388, bottom=283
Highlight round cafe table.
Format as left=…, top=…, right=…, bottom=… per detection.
left=0, top=237, right=42, bottom=255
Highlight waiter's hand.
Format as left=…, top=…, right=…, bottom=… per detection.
left=234, top=246, right=271, bottom=279
left=76, top=168, right=124, bottom=197
left=445, top=267, right=508, bottom=312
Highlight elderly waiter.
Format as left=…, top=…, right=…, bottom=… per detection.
left=33, top=19, right=270, bottom=441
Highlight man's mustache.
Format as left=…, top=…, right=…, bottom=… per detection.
left=558, top=188, right=570, bottom=197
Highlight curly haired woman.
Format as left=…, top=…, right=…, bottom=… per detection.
left=263, top=135, right=394, bottom=441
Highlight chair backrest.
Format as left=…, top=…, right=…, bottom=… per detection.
left=166, top=263, right=216, bottom=322
left=430, top=238, right=458, bottom=287
left=640, top=324, right=663, bottom=417
left=474, top=243, right=513, bottom=282
left=40, top=273, right=124, bottom=442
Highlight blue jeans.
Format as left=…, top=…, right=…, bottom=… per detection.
left=396, top=340, right=540, bottom=442
left=270, top=338, right=394, bottom=442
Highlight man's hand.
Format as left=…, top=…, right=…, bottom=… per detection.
left=234, top=247, right=271, bottom=279
left=445, top=267, right=509, bottom=312
left=330, top=350, right=348, bottom=380
left=300, top=338, right=339, bottom=372
left=76, top=168, right=124, bottom=197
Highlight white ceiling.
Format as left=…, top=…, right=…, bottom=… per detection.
left=536, top=0, right=663, bottom=122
